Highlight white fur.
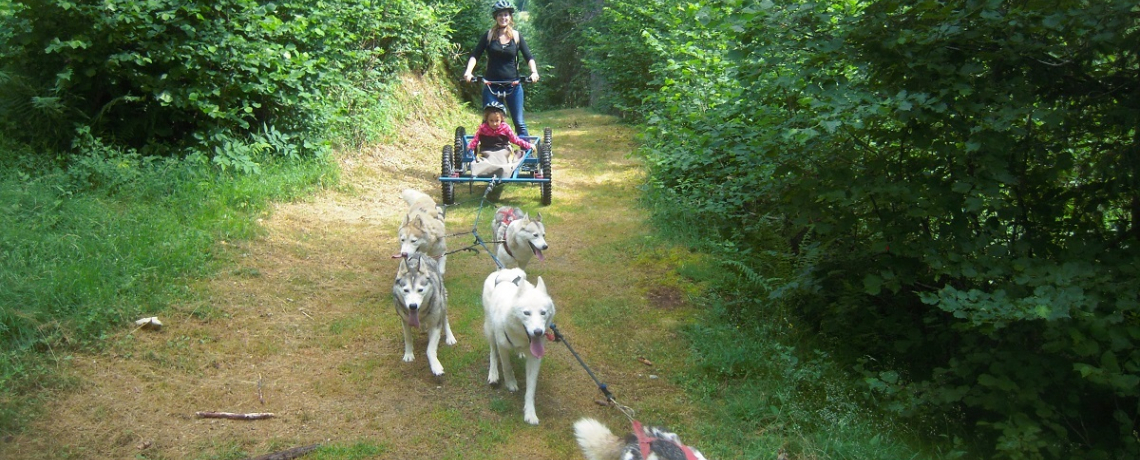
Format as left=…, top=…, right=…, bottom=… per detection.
left=482, top=268, right=555, bottom=425
left=574, top=418, right=626, bottom=460
left=398, top=189, right=447, bottom=274
left=492, top=207, right=547, bottom=270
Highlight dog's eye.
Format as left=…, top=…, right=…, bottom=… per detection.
left=523, top=311, right=531, bottom=316
left=540, top=310, right=547, bottom=316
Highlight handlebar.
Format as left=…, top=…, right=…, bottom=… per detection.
left=465, top=75, right=535, bottom=85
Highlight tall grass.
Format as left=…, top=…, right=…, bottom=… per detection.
left=0, top=138, right=337, bottom=435
left=641, top=187, right=966, bottom=460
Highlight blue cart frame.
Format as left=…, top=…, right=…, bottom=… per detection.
left=440, top=125, right=552, bottom=206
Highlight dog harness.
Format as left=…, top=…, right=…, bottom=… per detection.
left=632, top=420, right=702, bottom=460
left=495, top=274, right=525, bottom=347
left=496, top=208, right=526, bottom=259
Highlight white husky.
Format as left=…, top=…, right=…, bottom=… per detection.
left=573, top=417, right=709, bottom=460
left=391, top=253, right=456, bottom=376
left=396, top=189, right=447, bottom=274
left=491, top=206, right=547, bottom=270
left=482, top=268, right=555, bottom=425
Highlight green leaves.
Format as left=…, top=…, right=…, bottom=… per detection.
left=598, top=0, right=1140, bottom=457
left=1, top=0, right=451, bottom=158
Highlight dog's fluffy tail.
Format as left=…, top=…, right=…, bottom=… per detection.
left=574, top=418, right=626, bottom=460
left=401, top=188, right=431, bottom=206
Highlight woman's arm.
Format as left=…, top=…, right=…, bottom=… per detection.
left=517, top=33, right=539, bottom=82
left=464, top=33, right=490, bottom=82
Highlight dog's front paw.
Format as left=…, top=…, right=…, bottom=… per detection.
left=402, top=353, right=415, bottom=363
left=446, top=336, right=457, bottom=346
left=524, top=412, right=539, bottom=425
left=504, top=380, right=519, bottom=392
left=430, top=365, right=445, bottom=376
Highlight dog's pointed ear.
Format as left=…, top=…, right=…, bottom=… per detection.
left=396, top=256, right=409, bottom=274
left=534, top=212, right=542, bottom=222
left=535, top=276, right=547, bottom=294
left=516, top=277, right=532, bottom=296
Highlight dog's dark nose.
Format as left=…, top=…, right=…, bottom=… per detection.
left=408, top=304, right=419, bottom=310
left=531, top=328, right=545, bottom=338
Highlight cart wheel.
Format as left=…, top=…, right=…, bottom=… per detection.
left=539, top=142, right=552, bottom=206
left=441, top=145, right=455, bottom=205
left=542, top=127, right=552, bottom=157
left=454, top=126, right=466, bottom=167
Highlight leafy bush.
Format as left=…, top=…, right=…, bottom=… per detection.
left=0, top=0, right=450, bottom=155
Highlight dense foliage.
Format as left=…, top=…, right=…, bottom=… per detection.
left=0, top=0, right=467, bottom=436
left=581, top=0, right=1140, bottom=458
left=0, top=0, right=450, bottom=160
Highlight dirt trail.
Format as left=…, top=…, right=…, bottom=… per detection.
left=3, top=108, right=706, bottom=459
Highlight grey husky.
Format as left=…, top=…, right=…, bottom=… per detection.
left=396, top=189, right=448, bottom=274
left=391, top=253, right=456, bottom=376
left=573, top=417, right=709, bottom=460
left=491, top=206, right=547, bottom=270
left=482, top=268, right=555, bottom=425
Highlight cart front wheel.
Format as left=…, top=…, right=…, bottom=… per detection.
left=453, top=127, right=466, bottom=168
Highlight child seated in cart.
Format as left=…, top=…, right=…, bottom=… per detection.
left=468, top=101, right=533, bottom=178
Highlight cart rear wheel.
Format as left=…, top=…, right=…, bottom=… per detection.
left=441, top=145, right=455, bottom=205
left=539, top=142, right=552, bottom=206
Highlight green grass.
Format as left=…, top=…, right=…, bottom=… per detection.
left=640, top=186, right=965, bottom=459
left=0, top=142, right=337, bottom=436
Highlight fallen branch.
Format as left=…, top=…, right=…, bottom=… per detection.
left=195, top=411, right=275, bottom=420
left=248, top=444, right=320, bottom=460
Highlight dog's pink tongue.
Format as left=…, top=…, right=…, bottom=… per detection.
left=408, top=310, right=420, bottom=328
left=533, top=247, right=545, bottom=261
left=530, top=335, right=546, bottom=358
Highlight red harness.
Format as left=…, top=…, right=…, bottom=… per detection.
left=632, top=420, right=701, bottom=460
left=496, top=209, right=524, bottom=259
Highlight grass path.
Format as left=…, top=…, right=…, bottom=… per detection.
left=2, top=109, right=714, bottom=459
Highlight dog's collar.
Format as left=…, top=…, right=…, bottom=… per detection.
left=632, top=420, right=701, bottom=460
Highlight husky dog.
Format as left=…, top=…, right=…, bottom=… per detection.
left=391, top=253, right=456, bottom=376
left=573, top=418, right=709, bottom=460
left=482, top=268, right=555, bottom=425
left=491, top=206, right=547, bottom=270
left=396, top=189, right=447, bottom=274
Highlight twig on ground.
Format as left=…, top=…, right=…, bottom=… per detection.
left=195, top=411, right=275, bottom=420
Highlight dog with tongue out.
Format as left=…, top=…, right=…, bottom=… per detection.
left=391, top=253, right=456, bottom=377
left=481, top=267, right=557, bottom=425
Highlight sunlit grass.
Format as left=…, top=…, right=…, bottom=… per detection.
left=0, top=144, right=336, bottom=435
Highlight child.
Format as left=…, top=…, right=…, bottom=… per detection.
left=468, top=101, right=533, bottom=178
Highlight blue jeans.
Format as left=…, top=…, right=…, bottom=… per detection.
left=482, top=83, right=527, bottom=137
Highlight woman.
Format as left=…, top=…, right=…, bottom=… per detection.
left=462, top=0, right=540, bottom=137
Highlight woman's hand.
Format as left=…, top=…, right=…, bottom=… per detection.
left=529, top=72, right=540, bottom=83
left=463, top=73, right=474, bottom=83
